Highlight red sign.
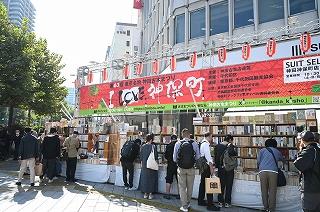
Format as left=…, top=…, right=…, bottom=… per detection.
left=87, top=70, right=93, bottom=83
left=266, top=38, right=276, bottom=57
left=123, top=64, right=129, bottom=79
left=133, top=0, right=143, bottom=9
left=79, top=54, right=320, bottom=113
left=136, top=62, right=143, bottom=76
left=152, top=60, right=159, bottom=75
left=300, top=32, right=311, bottom=53
left=242, top=43, right=251, bottom=60
left=218, top=47, right=227, bottom=63
left=102, top=68, right=107, bottom=82
left=170, top=55, right=176, bottom=72
left=189, top=52, right=197, bottom=68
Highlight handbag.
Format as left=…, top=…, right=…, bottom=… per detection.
left=146, top=145, right=158, bottom=170
left=266, top=148, right=286, bottom=187
left=205, top=176, right=221, bottom=194
left=35, top=163, right=43, bottom=176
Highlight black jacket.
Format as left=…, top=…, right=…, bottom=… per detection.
left=165, top=141, right=176, bottom=165
left=18, top=133, right=39, bottom=160
left=41, top=135, right=60, bottom=159
left=214, top=143, right=237, bottom=169
left=294, top=143, right=320, bottom=193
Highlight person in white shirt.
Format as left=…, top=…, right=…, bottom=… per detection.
left=198, top=132, right=220, bottom=211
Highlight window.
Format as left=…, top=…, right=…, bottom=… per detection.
left=127, top=30, right=130, bottom=36
left=190, top=8, right=205, bottom=39
left=210, top=1, right=228, bottom=35
left=290, top=0, right=315, bottom=15
left=134, top=46, right=138, bottom=51
left=175, top=14, right=185, bottom=44
left=126, top=41, right=130, bottom=46
left=234, top=0, right=254, bottom=28
left=258, top=0, right=284, bottom=24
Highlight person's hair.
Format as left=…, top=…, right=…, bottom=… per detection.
left=181, top=128, right=190, bottom=138
left=314, top=132, right=319, bottom=143
left=265, top=138, right=277, bottom=148
left=146, top=133, right=154, bottom=142
left=204, top=132, right=211, bottom=138
left=24, top=127, right=32, bottom=133
left=73, top=131, right=79, bottom=135
left=49, top=127, right=57, bottom=134
left=224, top=134, right=233, bottom=142
left=134, top=138, right=142, bottom=145
left=171, top=134, right=178, bottom=141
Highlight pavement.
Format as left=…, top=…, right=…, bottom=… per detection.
left=0, top=159, right=259, bottom=212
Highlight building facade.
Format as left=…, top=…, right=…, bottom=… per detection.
left=106, top=22, right=140, bottom=81
left=138, top=0, right=320, bottom=75
left=2, top=0, right=36, bottom=31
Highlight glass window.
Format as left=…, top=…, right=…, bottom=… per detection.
left=234, top=0, right=254, bottom=28
left=175, top=14, right=185, bottom=44
left=127, top=30, right=130, bottom=36
left=290, top=0, right=315, bottom=15
left=259, top=0, right=284, bottom=24
left=210, top=1, right=228, bottom=35
left=190, top=8, right=205, bottom=39
left=126, top=41, right=130, bottom=47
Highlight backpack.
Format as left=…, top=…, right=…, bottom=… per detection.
left=195, top=142, right=208, bottom=174
left=121, top=141, right=134, bottom=160
left=220, top=144, right=237, bottom=171
left=177, top=140, right=196, bottom=169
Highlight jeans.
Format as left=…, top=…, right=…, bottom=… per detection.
left=218, top=168, right=234, bottom=204
left=121, top=161, right=134, bottom=188
left=42, top=158, right=56, bottom=180
left=66, top=157, right=77, bottom=182
left=18, top=158, right=35, bottom=183
left=198, top=165, right=213, bottom=206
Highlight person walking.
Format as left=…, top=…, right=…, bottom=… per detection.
left=214, top=134, right=237, bottom=208
left=16, top=127, right=39, bottom=186
left=173, top=128, right=200, bottom=212
left=139, top=134, right=158, bottom=199
left=257, top=138, right=284, bottom=212
left=120, top=138, right=141, bottom=190
left=198, top=132, right=220, bottom=211
left=42, top=128, right=60, bottom=183
left=163, top=134, right=179, bottom=200
left=12, top=129, right=22, bottom=160
left=63, top=131, right=80, bottom=183
left=294, top=131, right=320, bottom=212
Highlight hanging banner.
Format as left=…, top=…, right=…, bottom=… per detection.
left=300, top=32, right=311, bottom=53
left=133, top=0, right=143, bottom=9
left=170, top=55, right=176, bottom=72
left=136, top=62, right=143, bottom=76
left=218, top=47, right=227, bottom=63
left=79, top=54, right=320, bottom=115
left=190, top=52, right=197, bottom=68
left=266, top=38, right=277, bottom=57
left=87, top=70, right=93, bottom=83
left=123, top=64, right=130, bottom=79
left=152, top=59, right=159, bottom=75
left=102, top=68, right=107, bottom=82
left=242, top=43, right=251, bottom=60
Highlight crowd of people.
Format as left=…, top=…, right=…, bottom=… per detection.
left=1, top=125, right=319, bottom=212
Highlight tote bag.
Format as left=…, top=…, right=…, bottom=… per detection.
left=146, top=145, right=158, bottom=170
left=205, top=176, right=222, bottom=194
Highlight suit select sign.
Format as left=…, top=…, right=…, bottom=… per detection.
left=79, top=55, right=320, bottom=115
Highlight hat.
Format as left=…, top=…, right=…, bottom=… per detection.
left=301, top=131, right=315, bottom=142
left=171, top=134, right=178, bottom=141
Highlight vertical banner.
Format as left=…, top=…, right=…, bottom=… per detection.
left=300, top=32, right=311, bottom=53
left=242, top=43, right=251, bottom=60
left=218, top=47, right=227, bottom=63
left=266, top=38, right=276, bottom=57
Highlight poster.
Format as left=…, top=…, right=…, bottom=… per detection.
left=79, top=54, right=320, bottom=115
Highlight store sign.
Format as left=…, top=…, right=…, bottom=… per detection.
left=79, top=54, right=320, bottom=115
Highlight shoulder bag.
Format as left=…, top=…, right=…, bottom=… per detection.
left=146, top=145, right=158, bottom=170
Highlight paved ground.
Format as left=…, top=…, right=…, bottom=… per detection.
left=0, top=160, right=259, bottom=212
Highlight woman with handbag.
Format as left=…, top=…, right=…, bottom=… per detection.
left=257, top=138, right=284, bottom=212
left=139, top=133, right=158, bottom=199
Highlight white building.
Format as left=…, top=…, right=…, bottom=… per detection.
left=106, top=22, right=140, bottom=81
left=138, top=0, right=320, bottom=75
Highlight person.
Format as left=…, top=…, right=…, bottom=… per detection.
left=139, top=134, right=158, bottom=199
left=92, top=133, right=100, bottom=154
left=42, top=128, right=60, bottom=183
left=214, top=134, right=237, bottom=208
left=198, top=132, right=220, bottom=211
left=163, top=134, right=179, bottom=200
left=12, top=129, right=22, bottom=160
left=173, top=128, right=200, bottom=212
left=120, top=138, right=140, bottom=190
left=63, top=131, right=80, bottom=182
left=294, top=131, right=320, bottom=212
left=257, top=138, right=284, bottom=212
left=16, top=127, right=39, bottom=186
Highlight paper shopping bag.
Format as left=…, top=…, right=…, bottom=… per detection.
left=35, top=163, right=43, bottom=176
left=205, top=177, right=221, bottom=194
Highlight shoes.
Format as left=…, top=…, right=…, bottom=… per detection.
left=16, top=182, right=21, bottom=186
left=207, top=205, right=220, bottom=211
left=48, top=179, right=53, bottom=183
left=128, top=187, right=136, bottom=191
left=163, top=195, right=171, bottom=200
left=179, top=206, right=188, bottom=212
left=198, top=201, right=207, bottom=206
left=53, top=177, right=58, bottom=180
left=124, top=187, right=129, bottom=190
left=148, top=194, right=153, bottom=200
left=224, top=203, right=231, bottom=208
left=217, top=202, right=224, bottom=208
left=30, top=183, right=35, bottom=186
left=143, top=193, right=148, bottom=199
left=187, top=203, right=191, bottom=209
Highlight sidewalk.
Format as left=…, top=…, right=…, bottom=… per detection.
left=0, top=160, right=258, bottom=212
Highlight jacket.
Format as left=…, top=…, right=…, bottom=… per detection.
left=214, top=142, right=237, bottom=169
left=294, top=143, right=320, bottom=193
left=64, top=136, right=80, bottom=158
left=41, top=135, right=60, bottom=159
left=257, top=147, right=283, bottom=173
left=18, top=133, right=39, bottom=160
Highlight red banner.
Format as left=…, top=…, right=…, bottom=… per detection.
left=133, top=0, right=143, bottom=9
left=79, top=54, right=320, bottom=114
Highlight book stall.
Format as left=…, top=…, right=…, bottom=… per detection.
left=74, top=51, right=320, bottom=210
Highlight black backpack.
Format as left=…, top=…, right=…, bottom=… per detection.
left=121, top=141, right=134, bottom=160
left=177, top=140, right=196, bottom=169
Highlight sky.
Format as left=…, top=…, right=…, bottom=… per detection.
left=32, top=0, right=138, bottom=87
